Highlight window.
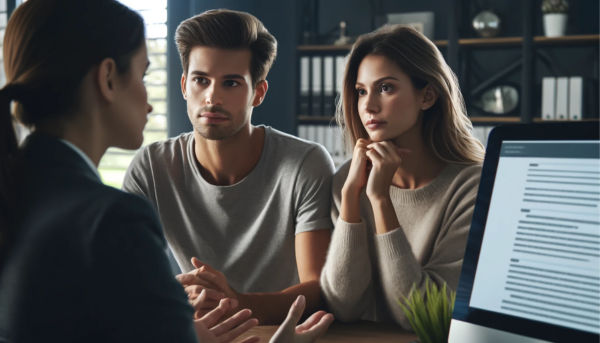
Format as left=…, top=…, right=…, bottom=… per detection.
left=99, top=0, right=168, bottom=188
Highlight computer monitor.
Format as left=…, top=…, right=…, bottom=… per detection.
left=449, top=122, right=599, bottom=343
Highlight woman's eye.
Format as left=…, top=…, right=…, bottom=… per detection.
left=224, top=80, right=239, bottom=87
left=381, top=84, right=392, bottom=92
left=357, top=89, right=366, bottom=96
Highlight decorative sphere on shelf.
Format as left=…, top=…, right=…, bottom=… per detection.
left=473, top=11, right=501, bottom=38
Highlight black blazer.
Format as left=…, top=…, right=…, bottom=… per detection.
left=0, top=134, right=197, bottom=343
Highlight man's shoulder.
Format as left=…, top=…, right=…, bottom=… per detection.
left=267, top=126, right=323, bottom=153
left=139, top=132, right=193, bottom=160
left=266, top=126, right=334, bottom=170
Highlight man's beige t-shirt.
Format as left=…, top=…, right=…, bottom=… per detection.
left=122, top=126, right=335, bottom=293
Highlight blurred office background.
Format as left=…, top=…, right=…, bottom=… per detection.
left=5, top=0, right=600, bottom=187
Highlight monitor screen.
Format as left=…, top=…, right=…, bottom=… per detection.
left=469, top=141, right=599, bottom=334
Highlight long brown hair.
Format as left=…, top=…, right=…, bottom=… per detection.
left=336, top=25, right=484, bottom=164
left=0, top=0, right=145, bottom=265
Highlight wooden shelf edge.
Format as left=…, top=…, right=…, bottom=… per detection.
left=470, top=117, right=520, bottom=123
left=297, top=34, right=599, bottom=52
left=533, top=118, right=600, bottom=122
left=297, top=116, right=336, bottom=122
left=297, top=116, right=598, bottom=124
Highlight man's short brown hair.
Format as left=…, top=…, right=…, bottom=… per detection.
left=175, top=9, right=277, bottom=85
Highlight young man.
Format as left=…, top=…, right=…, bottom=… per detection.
left=122, top=9, right=334, bottom=325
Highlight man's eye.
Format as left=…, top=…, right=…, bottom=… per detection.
left=224, top=80, right=239, bottom=87
left=194, top=77, right=208, bottom=84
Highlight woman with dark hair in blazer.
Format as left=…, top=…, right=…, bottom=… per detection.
left=0, top=1, right=263, bottom=342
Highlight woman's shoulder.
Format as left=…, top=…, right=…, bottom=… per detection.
left=445, top=163, right=483, bottom=199
left=98, top=187, right=160, bottom=228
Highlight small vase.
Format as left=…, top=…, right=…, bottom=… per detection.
left=543, top=13, right=568, bottom=37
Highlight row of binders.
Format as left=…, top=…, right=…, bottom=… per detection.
left=300, top=56, right=345, bottom=117
left=541, top=76, right=583, bottom=120
left=297, top=125, right=350, bottom=166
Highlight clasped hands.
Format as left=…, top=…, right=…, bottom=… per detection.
left=343, top=138, right=412, bottom=202
left=178, top=257, right=334, bottom=343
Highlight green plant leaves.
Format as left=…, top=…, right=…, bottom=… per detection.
left=397, top=280, right=456, bottom=343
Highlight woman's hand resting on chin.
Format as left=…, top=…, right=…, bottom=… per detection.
left=365, top=141, right=411, bottom=202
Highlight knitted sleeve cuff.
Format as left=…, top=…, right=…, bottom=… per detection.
left=374, top=227, right=413, bottom=261
left=334, top=217, right=368, bottom=250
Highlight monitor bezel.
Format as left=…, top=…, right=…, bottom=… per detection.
left=452, top=121, right=600, bottom=343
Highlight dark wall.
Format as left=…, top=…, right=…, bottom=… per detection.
left=309, top=0, right=598, bottom=119
left=168, top=0, right=599, bottom=136
left=167, top=0, right=298, bottom=137
left=314, top=0, right=598, bottom=41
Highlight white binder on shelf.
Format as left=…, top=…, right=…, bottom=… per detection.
left=311, top=57, right=322, bottom=116
left=555, top=77, right=569, bottom=120
left=307, top=125, right=316, bottom=143
left=299, top=57, right=310, bottom=117
left=298, top=125, right=308, bottom=140
left=541, top=77, right=556, bottom=120
left=324, top=126, right=335, bottom=155
left=335, top=56, right=345, bottom=95
left=568, top=76, right=583, bottom=120
left=316, top=125, right=326, bottom=147
left=324, top=56, right=334, bottom=117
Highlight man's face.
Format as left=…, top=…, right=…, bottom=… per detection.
left=182, top=46, right=259, bottom=140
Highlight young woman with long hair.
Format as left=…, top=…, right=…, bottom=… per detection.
left=320, top=25, right=485, bottom=329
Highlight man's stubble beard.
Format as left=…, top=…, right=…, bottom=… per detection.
left=191, top=104, right=252, bottom=141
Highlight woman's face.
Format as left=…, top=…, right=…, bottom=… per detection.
left=108, top=43, right=153, bottom=150
left=355, top=54, right=425, bottom=143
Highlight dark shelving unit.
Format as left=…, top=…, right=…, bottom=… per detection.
left=295, top=0, right=599, bottom=131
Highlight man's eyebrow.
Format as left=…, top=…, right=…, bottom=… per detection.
left=355, top=76, right=399, bottom=86
left=189, top=70, right=245, bottom=80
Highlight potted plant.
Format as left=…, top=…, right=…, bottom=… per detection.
left=542, top=0, right=569, bottom=37
left=397, top=280, right=456, bottom=343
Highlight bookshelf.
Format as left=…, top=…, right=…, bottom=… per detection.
left=297, top=34, right=599, bottom=51
left=295, top=0, right=599, bottom=139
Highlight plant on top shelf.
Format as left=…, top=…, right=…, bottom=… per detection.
left=397, top=280, right=456, bottom=343
left=541, top=0, right=569, bottom=14
left=541, top=0, right=569, bottom=38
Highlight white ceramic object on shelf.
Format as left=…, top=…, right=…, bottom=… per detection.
left=543, top=13, right=568, bottom=37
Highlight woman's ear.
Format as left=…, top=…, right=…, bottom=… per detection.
left=97, top=57, right=117, bottom=102
left=421, top=84, right=438, bottom=111
left=252, top=80, right=268, bottom=107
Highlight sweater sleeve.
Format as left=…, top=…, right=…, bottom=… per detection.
left=373, top=191, right=477, bottom=330
left=320, top=163, right=374, bottom=322
left=320, top=217, right=374, bottom=322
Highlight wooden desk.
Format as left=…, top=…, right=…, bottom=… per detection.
left=237, top=321, right=419, bottom=343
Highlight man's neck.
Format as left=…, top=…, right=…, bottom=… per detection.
left=193, top=124, right=266, bottom=186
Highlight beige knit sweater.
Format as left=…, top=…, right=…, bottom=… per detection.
left=320, top=161, right=482, bottom=330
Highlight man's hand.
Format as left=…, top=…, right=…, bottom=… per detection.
left=177, top=257, right=242, bottom=318
left=270, top=295, right=334, bottom=343
left=193, top=289, right=260, bottom=343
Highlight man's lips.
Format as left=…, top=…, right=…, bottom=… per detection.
left=200, top=112, right=228, bottom=119
left=200, top=112, right=229, bottom=123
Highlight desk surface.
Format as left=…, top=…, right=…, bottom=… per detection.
left=237, top=321, right=419, bottom=343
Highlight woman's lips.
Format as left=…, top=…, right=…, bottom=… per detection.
left=365, top=119, right=387, bottom=129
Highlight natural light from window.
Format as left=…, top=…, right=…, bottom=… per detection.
left=99, top=0, right=168, bottom=188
